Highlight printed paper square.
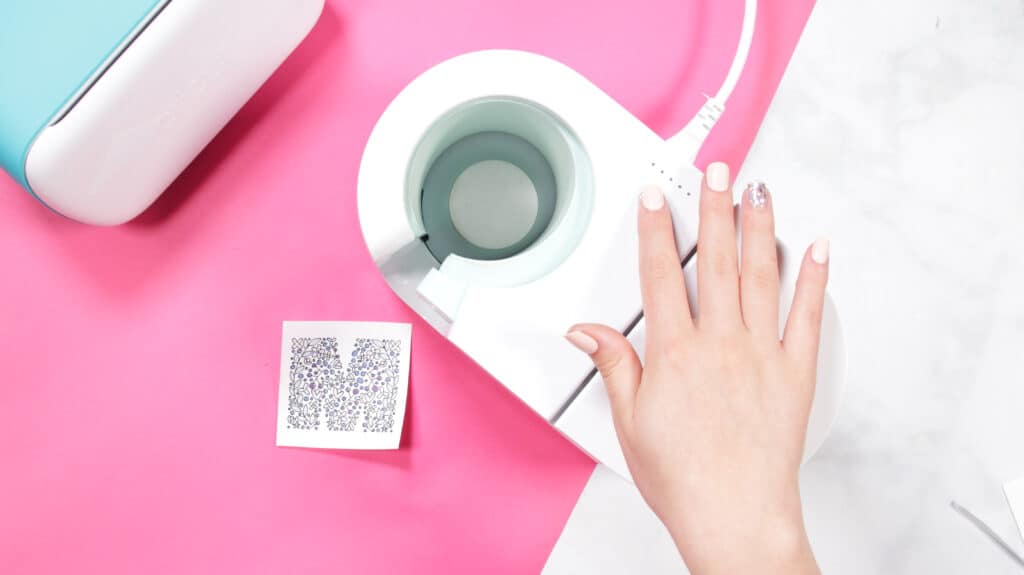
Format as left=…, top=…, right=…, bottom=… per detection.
left=276, top=321, right=412, bottom=449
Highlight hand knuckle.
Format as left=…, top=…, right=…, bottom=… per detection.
left=706, top=251, right=736, bottom=277
left=800, top=306, right=822, bottom=327
left=596, top=352, right=625, bottom=376
left=745, top=265, right=778, bottom=291
left=644, top=257, right=677, bottom=283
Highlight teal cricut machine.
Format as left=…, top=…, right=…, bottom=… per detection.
left=0, top=0, right=323, bottom=225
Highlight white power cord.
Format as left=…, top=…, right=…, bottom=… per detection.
left=667, top=0, right=757, bottom=161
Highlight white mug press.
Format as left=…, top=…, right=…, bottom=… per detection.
left=358, top=0, right=846, bottom=480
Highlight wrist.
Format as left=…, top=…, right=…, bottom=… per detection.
left=662, top=493, right=818, bottom=574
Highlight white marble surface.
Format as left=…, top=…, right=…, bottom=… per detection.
left=545, top=0, right=1024, bottom=572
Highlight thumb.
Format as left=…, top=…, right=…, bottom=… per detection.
left=565, top=324, right=642, bottom=428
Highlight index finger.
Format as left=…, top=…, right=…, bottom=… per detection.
left=637, top=185, right=694, bottom=342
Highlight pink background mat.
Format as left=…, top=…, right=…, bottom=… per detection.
left=0, top=0, right=814, bottom=572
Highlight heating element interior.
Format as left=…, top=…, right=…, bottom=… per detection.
left=405, top=97, right=594, bottom=288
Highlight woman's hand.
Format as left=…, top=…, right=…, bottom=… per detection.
left=565, top=162, right=827, bottom=574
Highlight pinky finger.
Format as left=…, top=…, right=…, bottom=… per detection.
left=783, top=238, right=830, bottom=372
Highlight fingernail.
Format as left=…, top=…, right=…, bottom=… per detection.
left=811, top=237, right=830, bottom=264
left=565, top=330, right=599, bottom=355
left=640, top=185, right=665, bottom=211
left=707, top=162, right=730, bottom=192
left=745, top=181, right=769, bottom=208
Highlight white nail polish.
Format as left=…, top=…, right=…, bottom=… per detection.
left=565, top=331, right=599, bottom=354
left=811, top=237, right=830, bottom=264
left=707, top=162, right=730, bottom=192
left=640, top=186, right=665, bottom=211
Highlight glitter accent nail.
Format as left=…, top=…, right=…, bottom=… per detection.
left=745, top=181, right=769, bottom=209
